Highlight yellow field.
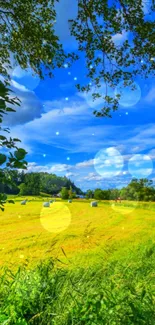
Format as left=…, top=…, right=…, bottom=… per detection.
left=0, top=197, right=155, bottom=270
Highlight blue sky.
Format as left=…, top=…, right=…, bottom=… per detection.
left=3, top=0, right=155, bottom=192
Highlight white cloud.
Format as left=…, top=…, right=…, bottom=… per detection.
left=27, top=162, right=72, bottom=174
left=3, top=80, right=42, bottom=126
left=83, top=173, right=103, bottom=181
left=42, top=99, right=88, bottom=116
left=50, top=164, right=71, bottom=173
left=11, top=80, right=29, bottom=92
left=145, top=86, right=155, bottom=103
left=66, top=172, right=78, bottom=177
left=76, top=159, right=94, bottom=168
left=112, top=30, right=128, bottom=45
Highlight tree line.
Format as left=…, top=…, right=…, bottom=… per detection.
left=0, top=170, right=83, bottom=196
left=85, top=179, right=155, bottom=202
left=1, top=171, right=155, bottom=202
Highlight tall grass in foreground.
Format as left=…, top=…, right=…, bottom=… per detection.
left=0, top=241, right=155, bottom=325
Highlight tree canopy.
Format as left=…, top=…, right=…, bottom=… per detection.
left=0, top=170, right=83, bottom=197
left=70, top=0, right=155, bottom=117
left=87, top=178, right=155, bottom=202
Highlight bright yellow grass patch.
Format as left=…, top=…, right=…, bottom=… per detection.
left=40, top=202, right=71, bottom=233
left=0, top=198, right=155, bottom=270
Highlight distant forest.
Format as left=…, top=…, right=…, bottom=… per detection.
left=0, top=170, right=155, bottom=202
left=0, top=170, right=83, bottom=196
left=86, top=179, right=155, bottom=202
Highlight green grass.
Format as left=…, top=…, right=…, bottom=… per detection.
left=0, top=197, right=155, bottom=324
left=0, top=242, right=155, bottom=324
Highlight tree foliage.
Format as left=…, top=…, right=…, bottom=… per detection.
left=85, top=189, right=94, bottom=199
left=94, top=188, right=110, bottom=200
left=70, top=0, right=155, bottom=117
left=1, top=170, right=82, bottom=196
left=0, top=81, right=28, bottom=210
left=120, top=178, right=155, bottom=201
left=0, top=0, right=77, bottom=210
left=85, top=178, right=155, bottom=202
left=60, top=187, right=69, bottom=200
left=0, top=0, right=72, bottom=79
left=19, top=173, right=41, bottom=196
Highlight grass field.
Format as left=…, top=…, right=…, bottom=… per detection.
left=0, top=196, right=155, bottom=270
left=0, top=197, right=155, bottom=324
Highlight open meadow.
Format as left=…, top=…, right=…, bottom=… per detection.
left=0, top=197, right=155, bottom=324
left=1, top=196, right=155, bottom=270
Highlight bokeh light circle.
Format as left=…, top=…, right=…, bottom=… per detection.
left=94, top=147, right=124, bottom=178
left=115, top=81, right=141, bottom=107
left=12, top=65, right=40, bottom=91
left=110, top=200, right=138, bottom=215
left=128, top=154, right=153, bottom=179
left=40, top=202, right=71, bottom=233
left=79, top=84, right=108, bottom=109
left=109, top=189, right=139, bottom=215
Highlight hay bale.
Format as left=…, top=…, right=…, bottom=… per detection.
left=49, top=200, right=53, bottom=203
left=90, top=201, right=98, bottom=207
left=68, top=200, right=72, bottom=203
left=21, top=200, right=26, bottom=205
left=43, top=202, right=50, bottom=207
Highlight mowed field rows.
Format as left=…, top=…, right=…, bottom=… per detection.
left=0, top=197, right=155, bottom=270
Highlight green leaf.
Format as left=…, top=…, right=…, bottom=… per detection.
left=14, top=148, right=27, bottom=160
left=0, top=154, right=7, bottom=165
left=0, top=135, right=7, bottom=140
left=6, top=107, right=16, bottom=112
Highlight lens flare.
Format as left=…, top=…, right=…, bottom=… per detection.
left=40, top=202, right=71, bottom=233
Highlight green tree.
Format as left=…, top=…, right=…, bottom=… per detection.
left=86, top=189, right=94, bottom=199
left=120, top=178, right=155, bottom=201
left=19, top=173, right=40, bottom=195
left=101, top=189, right=111, bottom=200
left=19, top=183, right=28, bottom=196
left=94, top=188, right=111, bottom=200
left=110, top=188, right=120, bottom=200
left=68, top=186, right=73, bottom=199
left=94, top=188, right=104, bottom=200
left=0, top=82, right=28, bottom=209
left=60, top=187, right=69, bottom=200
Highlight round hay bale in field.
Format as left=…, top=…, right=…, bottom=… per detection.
left=68, top=200, right=72, bottom=203
left=49, top=200, right=53, bottom=203
left=43, top=202, right=50, bottom=207
left=90, top=201, right=98, bottom=207
left=21, top=200, right=26, bottom=205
